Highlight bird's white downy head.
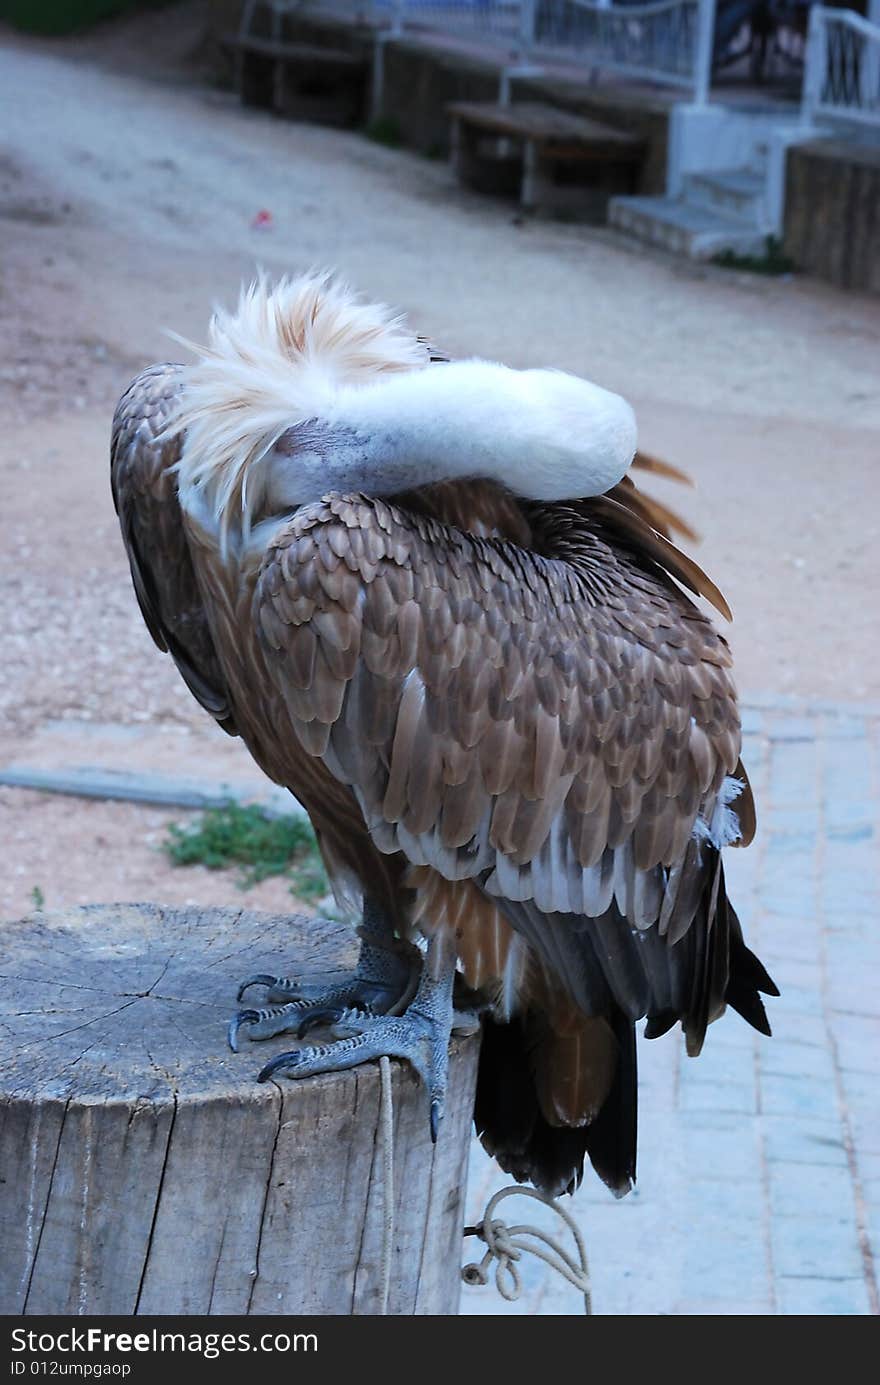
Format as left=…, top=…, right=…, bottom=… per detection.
left=170, top=272, right=637, bottom=548
left=171, top=270, right=428, bottom=545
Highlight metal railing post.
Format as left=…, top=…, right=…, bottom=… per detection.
left=801, top=4, right=826, bottom=126
left=518, top=0, right=538, bottom=57
left=861, top=15, right=878, bottom=116
left=693, top=0, right=716, bottom=105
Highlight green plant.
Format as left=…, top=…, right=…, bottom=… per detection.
left=0, top=2, right=174, bottom=36
left=30, top=885, right=45, bottom=911
left=712, top=235, right=796, bottom=276
left=164, top=802, right=329, bottom=902
left=364, top=116, right=403, bottom=149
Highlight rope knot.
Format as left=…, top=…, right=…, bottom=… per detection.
left=463, top=1215, right=524, bottom=1299
left=462, top=1185, right=592, bottom=1313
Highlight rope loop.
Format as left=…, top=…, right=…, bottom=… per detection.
left=377, top=1056, right=394, bottom=1316
left=462, top=1185, right=592, bottom=1314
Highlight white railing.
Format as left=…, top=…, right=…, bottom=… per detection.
left=311, top=0, right=525, bottom=43
left=386, top=0, right=525, bottom=46
left=364, top=0, right=716, bottom=99
left=530, top=0, right=715, bottom=99
left=802, top=6, right=880, bottom=129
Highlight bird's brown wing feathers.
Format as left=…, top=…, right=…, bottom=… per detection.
left=111, top=364, right=237, bottom=733
left=256, top=490, right=743, bottom=885
left=257, top=493, right=760, bottom=964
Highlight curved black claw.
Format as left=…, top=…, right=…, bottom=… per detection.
left=236, top=974, right=291, bottom=1003
left=228, top=1000, right=314, bottom=1052
left=228, top=1009, right=260, bottom=1053
left=430, top=1098, right=443, bottom=1144
left=258, top=1050, right=307, bottom=1083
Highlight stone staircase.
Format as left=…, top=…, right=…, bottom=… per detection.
left=609, top=105, right=808, bottom=260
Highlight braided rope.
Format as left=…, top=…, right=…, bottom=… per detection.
left=377, top=1056, right=394, bottom=1315
left=462, top=1185, right=592, bottom=1315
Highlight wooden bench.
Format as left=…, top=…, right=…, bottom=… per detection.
left=448, top=101, right=645, bottom=221
left=225, top=32, right=369, bottom=128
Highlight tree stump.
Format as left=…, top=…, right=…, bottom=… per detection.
left=0, top=904, right=481, bottom=1316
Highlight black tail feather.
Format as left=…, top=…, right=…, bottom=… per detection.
left=726, top=904, right=779, bottom=1035
left=474, top=1008, right=637, bottom=1199
left=474, top=1015, right=590, bottom=1198
left=584, top=1007, right=637, bottom=1197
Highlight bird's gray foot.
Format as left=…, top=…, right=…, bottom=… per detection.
left=229, top=900, right=419, bottom=1053
left=257, top=938, right=466, bottom=1139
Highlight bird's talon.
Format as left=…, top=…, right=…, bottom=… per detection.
left=227, top=1008, right=260, bottom=1052
left=430, top=1097, right=444, bottom=1143
left=227, top=1000, right=317, bottom=1050
left=236, top=973, right=292, bottom=1003
left=258, top=1049, right=305, bottom=1083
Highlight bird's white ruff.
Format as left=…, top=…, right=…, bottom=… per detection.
left=171, top=272, right=637, bottom=545
left=171, top=272, right=426, bottom=544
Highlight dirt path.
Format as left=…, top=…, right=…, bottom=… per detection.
left=1, top=7, right=878, bottom=923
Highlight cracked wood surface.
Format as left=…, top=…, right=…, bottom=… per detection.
left=0, top=904, right=481, bottom=1315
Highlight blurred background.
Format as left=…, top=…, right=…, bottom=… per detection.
left=0, top=0, right=877, bottom=1315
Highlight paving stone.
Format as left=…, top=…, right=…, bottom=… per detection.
left=760, top=1115, right=849, bottom=1168
left=775, top=1276, right=871, bottom=1315
left=681, top=1118, right=763, bottom=1182
left=679, top=1079, right=757, bottom=1116
left=831, top=1024, right=880, bottom=1078
left=758, top=887, right=817, bottom=921
left=674, top=1297, right=774, bottom=1314
left=681, top=1225, right=770, bottom=1302
left=739, top=708, right=766, bottom=736
left=771, top=1215, right=864, bottom=1280
left=758, top=919, right=822, bottom=963
left=768, top=1161, right=857, bottom=1221
left=846, top=1110, right=880, bottom=1157
left=760, top=1041, right=836, bottom=1083
left=767, top=983, right=824, bottom=1018
left=768, top=717, right=817, bottom=743
left=822, top=718, right=871, bottom=741
left=757, top=956, right=822, bottom=991
left=761, top=1072, right=841, bottom=1121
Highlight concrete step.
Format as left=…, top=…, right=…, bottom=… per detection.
left=683, top=168, right=766, bottom=225
left=608, top=194, right=770, bottom=261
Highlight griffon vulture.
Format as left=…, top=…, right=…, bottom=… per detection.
left=111, top=273, right=777, bottom=1197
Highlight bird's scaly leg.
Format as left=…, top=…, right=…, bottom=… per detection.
left=256, top=934, right=476, bottom=1139
left=228, top=896, right=418, bottom=1052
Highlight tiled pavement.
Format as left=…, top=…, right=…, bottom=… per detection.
left=461, top=698, right=880, bottom=1316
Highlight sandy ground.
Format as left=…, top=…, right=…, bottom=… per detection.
left=0, top=3, right=878, bottom=923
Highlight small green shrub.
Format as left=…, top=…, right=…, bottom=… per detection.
left=364, top=116, right=403, bottom=149
left=164, top=802, right=329, bottom=901
left=712, top=235, right=796, bottom=276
